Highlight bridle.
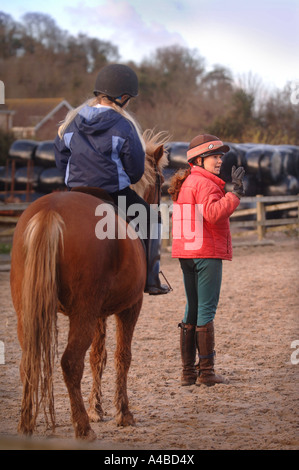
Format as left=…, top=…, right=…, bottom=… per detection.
left=153, top=163, right=162, bottom=206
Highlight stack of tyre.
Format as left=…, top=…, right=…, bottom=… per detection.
left=162, top=141, right=189, bottom=195
left=1, top=139, right=299, bottom=200
left=221, top=143, right=299, bottom=196
left=162, top=141, right=299, bottom=197
left=0, top=140, right=65, bottom=199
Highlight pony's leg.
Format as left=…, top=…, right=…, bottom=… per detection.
left=61, top=313, right=97, bottom=441
left=114, top=298, right=142, bottom=426
left=88, top=317, right=107, bottom=422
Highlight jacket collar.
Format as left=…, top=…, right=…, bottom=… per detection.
left=191, top=165, right=225, bottom=189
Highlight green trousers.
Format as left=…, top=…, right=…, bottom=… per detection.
left=179, top=258, right=222, bottom=326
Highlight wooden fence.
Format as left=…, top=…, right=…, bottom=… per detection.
left=0, top=202, right=30, bottom=239
left=229, top=195, right=299, bottom=240
left=160, top=195, right=299, bottom=245
left=0, top=196, right=299, bottom=243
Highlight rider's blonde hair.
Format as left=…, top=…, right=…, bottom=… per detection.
left=57, top=95, right=145, bottom=151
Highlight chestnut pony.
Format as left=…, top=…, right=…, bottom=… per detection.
left=10, top=130, right=168, bottom=441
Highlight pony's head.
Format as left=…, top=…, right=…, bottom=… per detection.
left=131, top=129, right=169, bottom=203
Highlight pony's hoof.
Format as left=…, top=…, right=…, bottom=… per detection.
left=88, top=408, right=104, bottom=423
left=86, top=428, right=97, bottom=441
left=79, top=428, right=97, bottom=442
left=116, top=412, right=135, bottom=427
left=76, top=425, right=97, bottom=442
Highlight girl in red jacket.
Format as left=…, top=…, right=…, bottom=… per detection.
left=169, top=134, right=245, bottom=386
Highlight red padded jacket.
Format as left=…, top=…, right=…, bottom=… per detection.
left=172, top=166, right=240, bottom=260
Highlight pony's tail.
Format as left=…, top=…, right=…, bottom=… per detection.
left=19, top=209, right=64, bottom=435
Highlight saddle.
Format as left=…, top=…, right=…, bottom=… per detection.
left=71, top=186, right=145, bottom=249
left=71, top=187, right=172, bottom=294
left=71, top=186, right=114, bottom=204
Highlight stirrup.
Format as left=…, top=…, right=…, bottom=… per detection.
left=144, top=271, right=173, bottom=295
left=159, top=271, right=173, bottom=292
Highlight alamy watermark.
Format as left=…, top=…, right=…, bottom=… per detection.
left=0, top=340, right=4, bottom=365
left=0, top=80, right=4, bottom=104
left=94, top=197, right=203, bottom=251
left=290, top=80, right=299, bottom=105
left=1, top=338, right=298, bottom=366
left=290, top=340, right=299, bottom=365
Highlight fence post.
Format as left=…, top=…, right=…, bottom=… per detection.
left=256, top=195, right=266, bottom=240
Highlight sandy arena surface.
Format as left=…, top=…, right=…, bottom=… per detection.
left=0, top=235, right=298, bottom=450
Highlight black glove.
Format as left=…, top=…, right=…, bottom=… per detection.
left=231, top=165, right=245, bottom=198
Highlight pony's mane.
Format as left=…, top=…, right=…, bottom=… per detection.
left=131, top=129, right=169, bottom=198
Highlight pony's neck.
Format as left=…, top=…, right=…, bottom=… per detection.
left=131, top=130, right=169, bottom=200
left=131, top=155, right=156, bottom=199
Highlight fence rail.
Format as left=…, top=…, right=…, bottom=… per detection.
left=0, top=196, right=298, bottom=242
left=160, top=195, right=299, bottom=245
left=230, top=195, right=299, bottom=240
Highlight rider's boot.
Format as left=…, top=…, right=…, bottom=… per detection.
left=144, top=222, right=171, bottom=295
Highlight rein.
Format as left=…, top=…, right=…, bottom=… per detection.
left=152, top=163, right=173, bottom=293
left=153, top=163, right=162, bottom=206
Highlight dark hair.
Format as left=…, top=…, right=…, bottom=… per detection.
left=168, top=168, right=191, bottom=201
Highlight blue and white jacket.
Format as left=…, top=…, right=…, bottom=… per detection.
left=54, top=104, right=145, bottom=193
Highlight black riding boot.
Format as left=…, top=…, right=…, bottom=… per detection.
left=144, top=222, right=171, bottom=295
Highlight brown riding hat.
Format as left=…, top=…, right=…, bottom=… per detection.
left=187, top=134, right=229, bottom=163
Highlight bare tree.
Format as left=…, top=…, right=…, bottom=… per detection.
left=0, top=10, right=298, bottom=144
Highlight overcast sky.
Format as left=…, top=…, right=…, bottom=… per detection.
left=2, top=0, right=299, bottom=90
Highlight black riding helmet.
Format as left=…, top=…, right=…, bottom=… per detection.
left=94, top=64, right=138, bottom=106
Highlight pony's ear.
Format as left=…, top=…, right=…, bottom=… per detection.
left=154, top=144, right=164, bottom=163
